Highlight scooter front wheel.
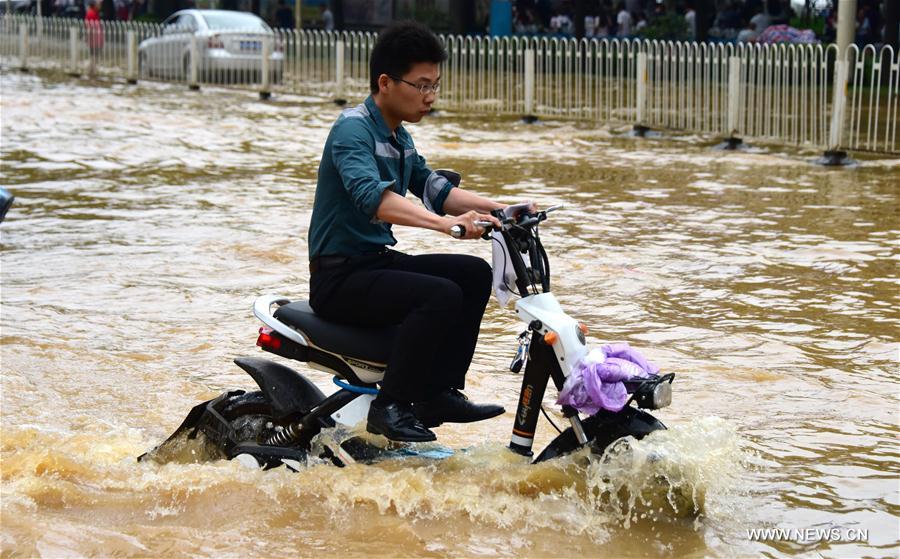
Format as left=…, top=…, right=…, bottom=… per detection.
left=533, top=407, right=666, bottom=463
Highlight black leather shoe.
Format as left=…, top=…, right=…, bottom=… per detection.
left=366, top=401, right=436, bottom=442
left=413, top=389, right=505, bottom=428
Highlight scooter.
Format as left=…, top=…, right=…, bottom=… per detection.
left=140, top=206, right=674, bottom=469
left=0, top=187, right=14, bottom=224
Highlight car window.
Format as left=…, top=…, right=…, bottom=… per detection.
left=201, top=12, right=270, bottom=31
left=162, top=14, right=197, bottom=34
left=162, top=13, right=185, bottom=34
left=177, top=14, right=198, bottom=31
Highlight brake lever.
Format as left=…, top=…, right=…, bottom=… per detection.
left=475, top=219, right=495, bottom=240
left=534, top=204, right=564, bottom=222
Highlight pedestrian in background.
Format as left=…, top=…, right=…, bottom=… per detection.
left=85, top=0, right=103, bottom=77
left=321, top=3, right=334, bottom=31
left=634, top=10, right=647, bottom=33
left=275, top=0, right=293, bottom=29
left=737, top=21, right=758, bottom=42
left=114, top=0, right=129, bottom=21
left=584, top=11, right=599, bottom=37
left=616, top=2, right=632, bottom=37
left=684, top=1, right=696, bottom=40
left=750, top=7, right=771, bottom=34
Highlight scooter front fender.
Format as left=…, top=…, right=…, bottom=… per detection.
left=533, top=407, right=666, bottom=463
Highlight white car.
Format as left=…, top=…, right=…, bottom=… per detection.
left=139, top=9, right=284, bottom=83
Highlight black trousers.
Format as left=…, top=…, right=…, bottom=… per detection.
left=309, top=250, right=493, bottom=403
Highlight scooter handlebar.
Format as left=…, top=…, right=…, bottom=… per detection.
left=451, top=205, right=565, bottom=239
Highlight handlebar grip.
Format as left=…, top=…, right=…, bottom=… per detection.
left=451, top=221, right=494, bottom=239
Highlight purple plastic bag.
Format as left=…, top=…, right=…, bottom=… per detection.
left=602, top=343, right=661, bottom=376
left=557, top=344, right=660, bottom=414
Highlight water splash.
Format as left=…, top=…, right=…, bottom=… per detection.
left=264, top=416, right=750, bottom=543
left=579, top=416, right=748, bottom=528
left=78, top=414, right=749, bottom=546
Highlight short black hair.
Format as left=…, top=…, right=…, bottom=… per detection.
left=369, top=21, right=447, bottom=95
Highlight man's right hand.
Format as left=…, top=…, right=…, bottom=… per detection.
left=446, top=210, right=501, bottom=240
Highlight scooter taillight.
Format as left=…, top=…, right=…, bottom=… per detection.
left=257, top=326, right=282, bottom=351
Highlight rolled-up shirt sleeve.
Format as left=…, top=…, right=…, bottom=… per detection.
left=331, top=121, right=395, bottom=219
left=409, top=152, right=456, bottom=216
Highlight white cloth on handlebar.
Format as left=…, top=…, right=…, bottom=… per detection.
left=491, top=203, right=533, bottom=306
left=491, top=231, right=516, bottom=307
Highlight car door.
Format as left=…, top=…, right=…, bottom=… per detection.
left=138, top=13, right=173, bottom=76
left=156, top=13, right=181, bottom=77
left=173, top=13, right=199, bottom=79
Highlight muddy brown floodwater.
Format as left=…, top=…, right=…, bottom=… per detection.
left=1, top=69, right=898, bottom=558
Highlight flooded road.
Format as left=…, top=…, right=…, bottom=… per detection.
left=1, top=69, right=898, bottom=557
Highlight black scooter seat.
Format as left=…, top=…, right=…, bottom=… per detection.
left=273, top=301, right=395, bottom=365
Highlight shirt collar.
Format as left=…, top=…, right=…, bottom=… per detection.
left=364, top=95, right=396, bottom=141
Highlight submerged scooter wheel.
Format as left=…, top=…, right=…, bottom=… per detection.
left=217, top=391, right=276, bottom=447
left=533, top=407, right=666, bottom=463
left=139, top=390, right=282, bottom=466
left=206, top=390, right=322, bottom=469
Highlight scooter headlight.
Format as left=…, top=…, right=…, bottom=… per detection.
left=633, top=374, right=674, bottom=410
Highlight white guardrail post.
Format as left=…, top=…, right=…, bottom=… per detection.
left=259, top=35, right=272, bottom=100
left=68, top=26, right=79, bottom=76
left=724, top=55, right=743, bottom=148
left=189, top=33, right=199, bottom=90
left=334, top=38, right=346, bottom=105
left=824, top=58, right=851, bottom=165
left=126, top=30, right=137, bottom=84
left=523, top=47, right=536, bottom=122
left=18, top=23, right=27, bottom=71
left=634, top=51, right=650, bottom=136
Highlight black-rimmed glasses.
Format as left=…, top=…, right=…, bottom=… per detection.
left=389, top=76, right=441, bottom=95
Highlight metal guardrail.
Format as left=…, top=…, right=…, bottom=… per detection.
left=2, top=15, right=897, bottom=155
left=846, top=44, right=899, bottom=153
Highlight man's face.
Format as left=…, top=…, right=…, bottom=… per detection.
left=382, top=61, right=440, bottom=124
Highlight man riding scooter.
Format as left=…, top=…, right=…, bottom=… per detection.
left=308, top=22, right=528, bottom=442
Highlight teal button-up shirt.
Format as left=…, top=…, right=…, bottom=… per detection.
left=308, top=95, right=456, bottom=259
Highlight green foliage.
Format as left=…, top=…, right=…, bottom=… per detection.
left=133, top=13, right=161, bottom=23
left=638, top=14, right=689, bottom=41
left=395, top=5, right=451, bottom=32
left=789, top=16, right=825, bottom=35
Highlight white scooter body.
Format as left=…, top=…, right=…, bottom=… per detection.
left=515, top=293, right=587, bottom=377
